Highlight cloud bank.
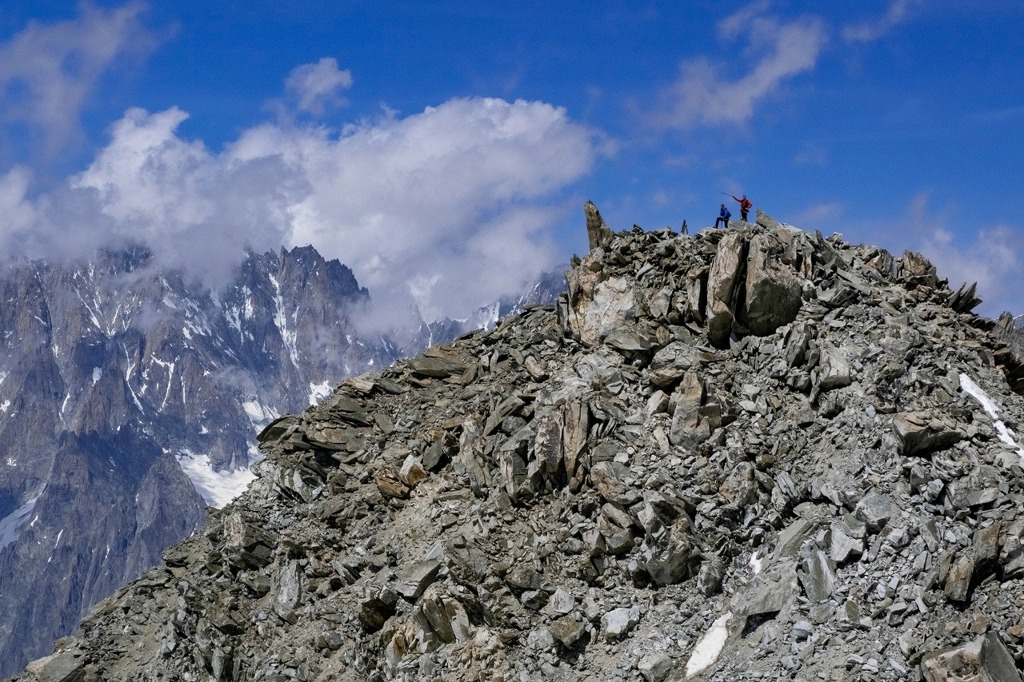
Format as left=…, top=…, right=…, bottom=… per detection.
left=1, top=94, right=600, bottom=322
left=232, top=96, right=600, bottom=321
left=0, top=2, right=601, bottom=326
left=904, top=193, right=1022, bottom=317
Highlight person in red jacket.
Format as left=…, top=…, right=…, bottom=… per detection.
left=732, top=194, right=752, bottom=221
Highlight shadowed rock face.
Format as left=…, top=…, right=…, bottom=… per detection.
left=994, top=312, right=1024, bottom=394
left=744, top=231, right=803, bottom=336
left=584, top=200, right=613, bottom=252
left=0, top=246, right=438, bottom=676
left=10, top=212, right=1024, bottom=682
left=0, top=244, right=567, bottom=677
left=706, top=230, right=746, bottom=347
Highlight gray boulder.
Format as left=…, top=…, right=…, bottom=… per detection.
left=744, top=232, right=802, bottom=335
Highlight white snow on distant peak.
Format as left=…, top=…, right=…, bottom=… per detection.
left=685, top=611, right=733, bottom=678
left=224, top=304, right=243, bottom=339
left=0, top=400, right=10, bottom=414
left=92, top=367, right=102, bottom=384
left=242, top=287, right=254, bottom=319
left=481, top=302, right=501, bottom=330
left=309, top=380, right=332, bottom=406
left=269, top=274, right=300, bottom=367
left=243, top=400, right=277, bottom=427
left=175, top=450, right=256, bottom=509
left=0, top=490, right=43, bottom=549
left=148, top=357, right=177, bottom=410
left=959, top=373, right=1024, bottom=463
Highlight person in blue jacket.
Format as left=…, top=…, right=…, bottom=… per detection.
left=714, top=203, right=730, bottom=229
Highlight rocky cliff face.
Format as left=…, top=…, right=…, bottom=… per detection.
left=0, top=245, right=444, bottom=676
left=11, top=212, right=1024, bottom=681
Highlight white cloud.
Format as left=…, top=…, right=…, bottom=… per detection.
left=842, top=0, right=923, bottom=43
left=716, top=1, right=772, bottom=41
left=887, top=191, right=1023, bottom=317
left=285, top=57, right=353, bottom=115
left=240, top=97, right=598, bottom=321
left=69, top=107, right=307, bottom=285
left=74, top=107, right=211, bottom=227
left=792, top=201, right=843, bottom=228
left=0, top=167, right=40, bottom=234
left=8, top=96, right=599, bottom=322
left=0, top=2, right=156, bottom=156
left=919, top=223, right=1021, bottom=317
left=653, top=6, right=828, bottom=129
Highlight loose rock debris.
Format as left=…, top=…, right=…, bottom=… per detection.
left=14, top=209, right=1024, bottom=682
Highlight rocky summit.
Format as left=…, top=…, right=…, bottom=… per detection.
left=11, top=209, right=1024, bottom=681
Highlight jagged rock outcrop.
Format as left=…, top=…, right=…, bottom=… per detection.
left=584, top=200, right=613, bottom=252
left=10, top=211, right=1024, bottom=681
left=1, top=244, right=560, bottom=677
left=0, top=245, right=398, bottom=676
left=993, top=312, right=1024, bottom=395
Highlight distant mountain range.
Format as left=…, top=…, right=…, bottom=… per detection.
left=0, top=244, right=565, bottom=675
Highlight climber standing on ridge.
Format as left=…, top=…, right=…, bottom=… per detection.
left=731, top=194, right=752, bottom=221
left=714, top=203, right=730, bottom=229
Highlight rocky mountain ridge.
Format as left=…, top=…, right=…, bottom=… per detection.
left=10, top=210, right=1024, bottom=681
left=0, top=244, right=396, bottom=675
left=0, top=244, right=562, bottom=676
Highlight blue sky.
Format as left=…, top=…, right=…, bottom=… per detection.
left=0, top=1, right=1022, bottom=322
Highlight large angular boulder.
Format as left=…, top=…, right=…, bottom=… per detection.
left=641, top=515, right=696, bottom=585
left=744, top=232, right=802, bottom=335
left=920, top=632, right=1022, bottom=682
left=899, top=250, right=939, bottom=289
left=705, top=231, right=746, bottom=347
left=648, top=342, right=704, bottom=388
left=894, top=411, right=963, bottom=455
left=221, top=511, right=276, bottom=569
left=23, top=651, right=85, bottom=682
left=732, top=559, right=800, bottom=618
left=566, top=272, right=638, bottom=346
